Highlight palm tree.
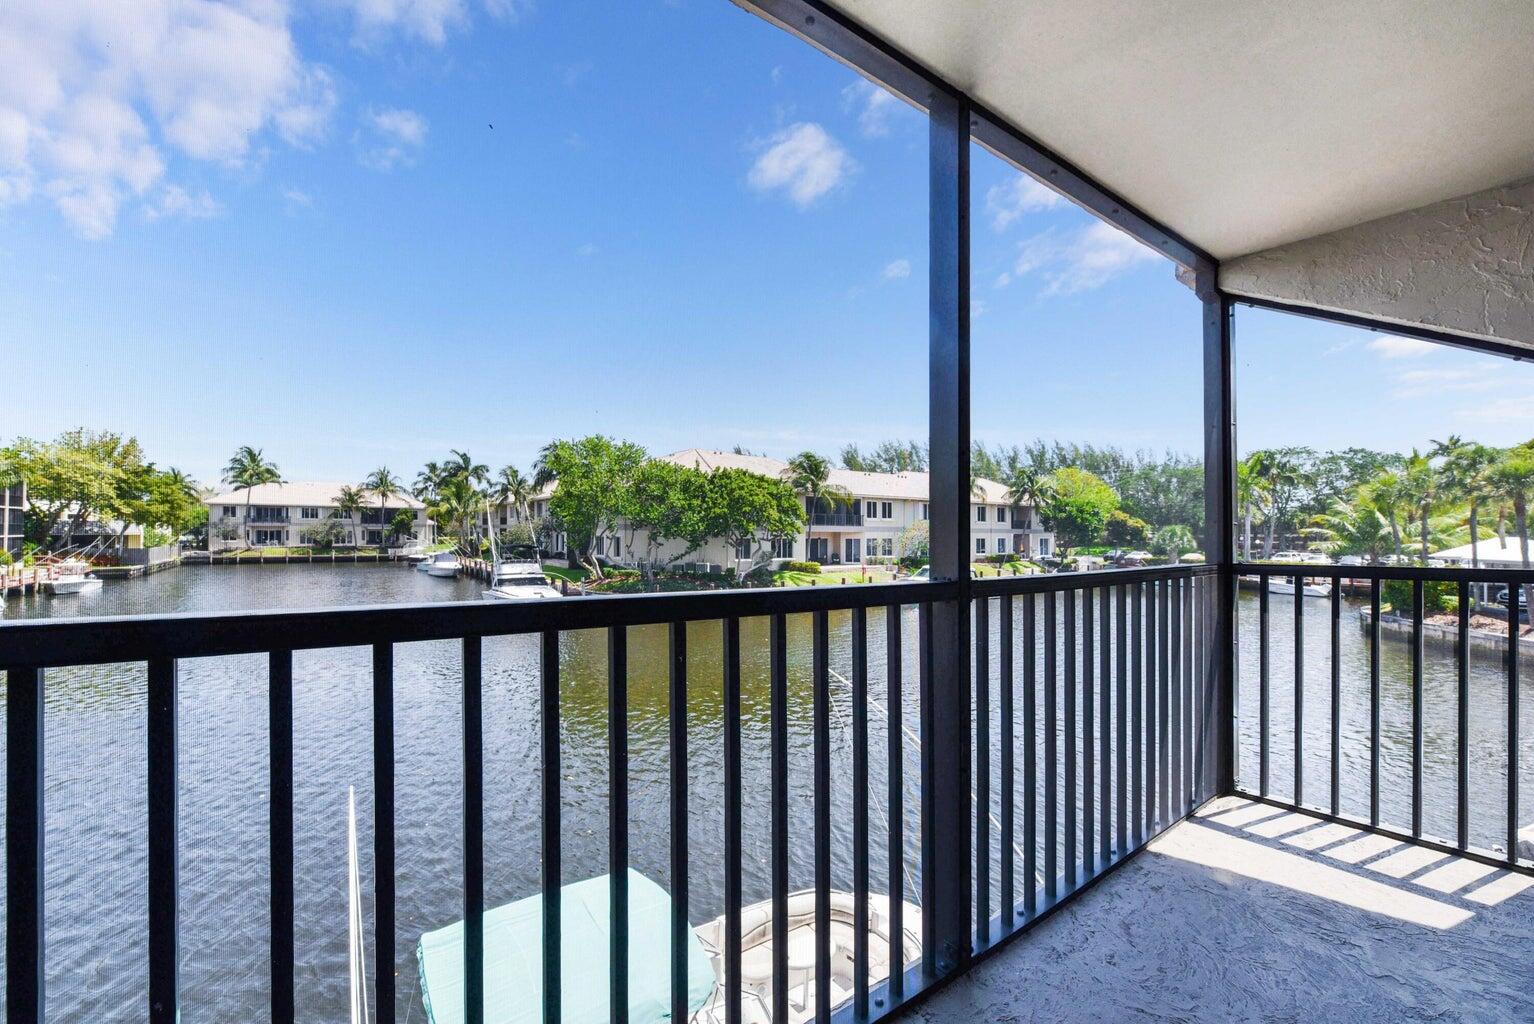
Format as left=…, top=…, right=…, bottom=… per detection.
left=1485, top=445, right=1534, bottom=618
left=1235, top=455, right=1269, bottom=561
left=1305, top=497, right=1394, bottom=564
left=1360, top=469, right=1409, bottom=562
left=1400, top=449, right=1450, bottom=565
left=782, top=451, right=852, bottom=563
left=413, top=461, right=443, bottom=503
left=1431, top=436, right=1499, bottom=570
left=492, top=464, right=534, bottom=525
left=333, top=484, right=366, bottom=547
left=1247, top=449, right=1306, bottom=557
left=431, top=476, right=486, bottom=557
left=221, top=446, right=283, bottom=548
left=445, top=449, right=489, bottom=487
left=362, top=467, right=403, bottom=549
left=1003, top=465, right=1055, bottom=530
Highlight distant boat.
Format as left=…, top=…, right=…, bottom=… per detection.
left=422, top=552, right=461, bottom=578
left=45, top=562, right=103, bottom=596
left=483, top=537, right=562, bottom=601
left=1267, top=578, right=1332, bottom=599
left=414, top=870, right=923, bottom=1024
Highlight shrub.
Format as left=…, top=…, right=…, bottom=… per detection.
left=1382, top=579, right=1455, bottom=616
left=1104, top=510, right=1150, bottom=548
left=985, top=553, right=1010, bottom=565
left=0, top=550, right=11, bottom=567
left=784, top=560, right=822, bottom=574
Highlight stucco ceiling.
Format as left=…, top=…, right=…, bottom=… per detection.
left=819, top=0, right=1534, bottom=259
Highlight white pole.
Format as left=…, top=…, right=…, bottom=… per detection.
left=348, top=786, right=371, bottom=1024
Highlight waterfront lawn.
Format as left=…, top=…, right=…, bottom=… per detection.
left=217, top=546, right=386, bottom=558
left=775, top=568, right=896, bottom=586
left=542, top=564, right=589, bottom=584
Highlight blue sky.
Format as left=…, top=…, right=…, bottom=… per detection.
left=3, top=0, right=1530, bottom=487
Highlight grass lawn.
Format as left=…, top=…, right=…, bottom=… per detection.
left=775, top=568, right=897, bottom=587
left=972, top=560, right=1043, bottom=577
left=542, top=564, right=590, bottom=583
left=215, top=546, right=387, bottom=558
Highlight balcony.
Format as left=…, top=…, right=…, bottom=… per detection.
left=810, top=512, right=865, bottom=528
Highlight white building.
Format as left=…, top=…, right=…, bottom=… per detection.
left=204, top=482, right=435, bottom=551
left=505, top=449, right=1053, bottom=569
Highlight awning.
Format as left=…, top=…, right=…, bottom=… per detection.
left=418, top=870, right=717, bottom=1024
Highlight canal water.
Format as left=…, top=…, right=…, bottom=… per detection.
left=0, top=565, right=1529, bottom=1022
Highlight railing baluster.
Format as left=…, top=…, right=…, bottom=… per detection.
left=269, top=650, right=294, bottom=1024
left=1457, top=581, right=1471, bottom=852
left=850, top=608, right=870, bottom=1018
left=1083, top=588, right=1096, bottom=878
left=1412, top=580, right=1424, bottom=839
left=541, top=630, right=561, bottom=1024
left=1509, top=584, right=1522, bottom=866
left=999, top=596, right=1015, bottom=929
left=1044, top=592, right=1058, bottom=903
left=1145, top=581, right=1157, bottom=833
left=1115, top=586, right=1128, bottom=857
left=723, top=619, right=742, bottom=1024
left=1183, top=578, right=1194, bottom=812
left=918, top=601, right=935, bottom=976
left=8, top=666, right=45, bottom=1024
left=463, top=637, right=484, bottom=1024
left=973, top=596, right=990, bottom=941
left=373, top=643, right=396, bottom=1024
left=1022, top=594, right=1038, bottom=918
left=1158, top=579, right=1170, bottom=828
left=1370, top=580, right=1381, bottom=828
left=148, top=656, right=179, bottom=1024
left=770, top=613, right=790, bottom=1022
left=1331, top=583, right=1342, bottom=818
left=669, top=621, right=689, bottom=1024
left=1293, top=577, right=1305, bottom=809
left=813, top=610, right=831, bottom=1023
left=884, top=605, right=904, bottom=999
left=1169, top=580, right=1182, bottom=820
left=1259, top=578, right=1270, bottom=797
left=1132, top=584, right=1144, bottom=846
left=1064, top=591, right=1077, bottom=891
left=1099, top=586, right=1112, bottom=864
left=609, top=626, right=630, bottom=1024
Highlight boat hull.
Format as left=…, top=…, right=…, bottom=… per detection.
left=46, top=577, right=103, bottom=596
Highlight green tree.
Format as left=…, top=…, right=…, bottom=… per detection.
left=1484, top=444, right=1534, bottom=617
left=708, top=467, right=806, bottom=568
left=1104, top=509, right=1150, bottom=548
left=537, top=436, right=649, bottom=577
left=1431, top=436, right=1499, bottom=569
left=388, top=508, right=417, bottom=545
left=301, top=518, right=349, bottom=549
left=1304, top=497, right=1394, bottom=563
left=333, top=485, right=367, bottom=546
left=840, top=440, right=927, bottom=473
left=1360, top=469, right=1409, bottom=562
left=1039, top=468, right=1119, bottom=552
left=430, top=475, right=486, bottom=557
left=781, top=451, right=852, bottom=564
left=1150, top=524, right=1198, bottom=559
left=492, top=464, right=534, bottom=524
left=1003, top=465, right=1056, bottom=524
left=222, top=445, right=284, bottom=549
left=1247, top=448, right=1312, bottom=556
left=1235, top=455, right=1268, bottom=561
left=363, top=467, right=403, bottom=546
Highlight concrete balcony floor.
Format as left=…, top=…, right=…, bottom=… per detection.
left=915, top=797, right=1534, bottom=1024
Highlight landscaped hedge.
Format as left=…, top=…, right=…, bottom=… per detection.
left=783, top=560, right=822, bottom=574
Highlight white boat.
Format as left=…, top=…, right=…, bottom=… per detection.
left=45, top=563, right=103, bottom=596
left=422, top=552, right=461, bottom=578
left=482, top=537, right=563, bottom=601
left=413, top=871, right=922, bottom=1024
left=1267, top=577, right=1332, bottom=598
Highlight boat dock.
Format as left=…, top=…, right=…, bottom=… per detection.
left=2, top=564, right=66, bottom=597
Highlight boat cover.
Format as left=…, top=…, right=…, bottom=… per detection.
left=418, top=869, right=716, bottom=1024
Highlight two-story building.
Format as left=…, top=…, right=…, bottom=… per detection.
left=505, top=449, right=1054, bottom=569
left=204, top=482, right=435, bottom=551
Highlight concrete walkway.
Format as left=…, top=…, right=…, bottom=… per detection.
left=909, top=797, right=1534, bottom=1023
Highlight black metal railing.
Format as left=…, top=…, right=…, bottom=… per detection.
left=810, top=512, right=865, bottom=527
left=1236, top=562, right=1530, bottom=872
left=3, top=565, right=1220, bottom=1024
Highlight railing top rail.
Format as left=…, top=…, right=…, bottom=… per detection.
left=973, top=563, right=1216, bottom=596
left=0, top=579, right=959, bottom=669
left=1239, top=561, right=1534, bottom=584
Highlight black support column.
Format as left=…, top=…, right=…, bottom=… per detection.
left=927, top=88, right=973, bottom=975
left=1199, top=269, right=1236, bottom=798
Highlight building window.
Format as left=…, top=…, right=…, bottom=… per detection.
left=772, top=537, right=794, bottom=559
left=223, top=506, right=236, bottom=518
left=367, top=530, right=383, bottom=546
left=921, top=503, right=929, bottom=520
left=1039, top=538, right=1051, bottom=557
left=301, top=507, right=320, bottom=520
left=736, top=539, right=753, bottom=559
left=976, top=538, right=986, bottom=554
left=882, top=501, right=892, bottom=519
left=996, top=506, right=1007, bottom=523
left=882, top=538, right=893, bottom=557
left=997, top=537, right=1008, bottom=553
left=977, top=506, right=987, bottom=522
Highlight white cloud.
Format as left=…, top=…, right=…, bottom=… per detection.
left=1368, top=335, right=1437, bottom=359
left=985, top=173, right=1062, bottom=231
left=357, top=107, right=428, bottom=170
left=1388, top=363, right=1504, bottom=400
left=336, top=0, right=531, bottom=46
left=143, top=184, right=223, bottom=222
left=842, top=80, right=900, bottom=138
left=1457, top=396, right=1534, bottom=425
left=576, top=242, right=597, bottom=257
left=282, top=187, right=313, bottom=211
left=881, top=258, right=911, bottom=280
left=747, top=122, right=853, bottom=208
left=1000, top=220, right=1161, bottom=295
left=0, top=0, right=336, bottom=238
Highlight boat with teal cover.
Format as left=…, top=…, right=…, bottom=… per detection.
left=417, top=870, right=717, bottom=1024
